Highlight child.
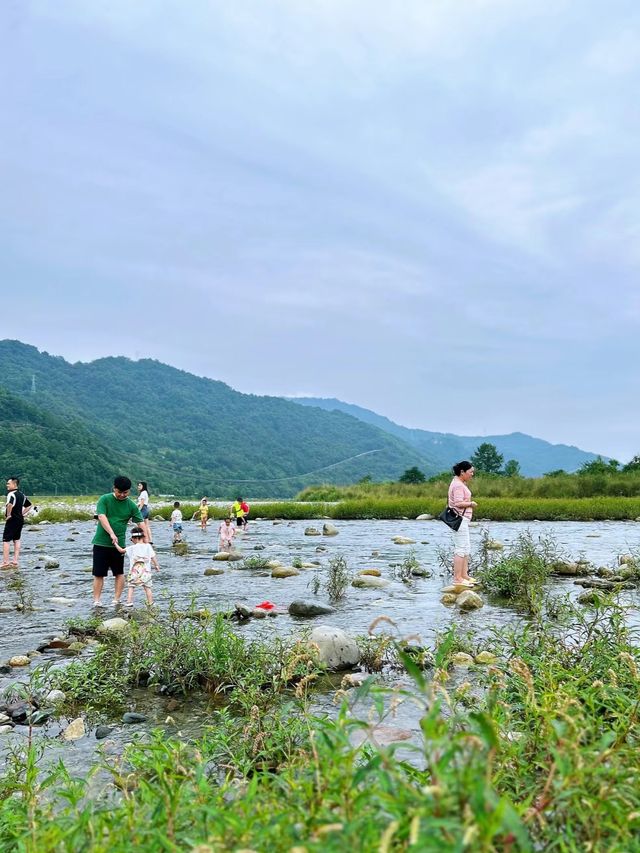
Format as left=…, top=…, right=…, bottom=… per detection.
left=170, top=501, right=183, bottom=543
left=240, top=499, right=250, bottom=530
left=218, top=517, right=235, bottom=552
left=123, top=527, right=159, bottom=607
left=199, top=497, right=209, bottom=532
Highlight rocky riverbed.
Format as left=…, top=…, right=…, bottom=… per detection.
left=1, top=516, right=639, bottom=773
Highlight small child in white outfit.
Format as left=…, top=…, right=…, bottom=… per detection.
left=124, top=527, right=159, bottom=607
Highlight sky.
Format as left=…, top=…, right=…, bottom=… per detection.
left=1, top=0, right=639, bottom=460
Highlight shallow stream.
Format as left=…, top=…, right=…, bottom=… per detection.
left=1, top=516, right=639, bottom=773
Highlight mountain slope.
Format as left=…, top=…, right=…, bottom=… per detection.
left=289, top=397, right=602, bottom=476
left=0, top=386, right=125, bottom=492
left=0, top=341, right=434, bottom=495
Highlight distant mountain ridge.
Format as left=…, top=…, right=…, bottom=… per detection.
left=0, top=341, right=434, bottom=496
left=288, top=397, right=602, bottom=476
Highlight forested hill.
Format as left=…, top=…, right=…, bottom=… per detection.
left=0, top=341, right=437, bottom=496
left=289, top=397, right=602, bottom=476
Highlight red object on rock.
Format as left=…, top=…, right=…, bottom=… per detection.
left=255, top=601, right=276, bottom=610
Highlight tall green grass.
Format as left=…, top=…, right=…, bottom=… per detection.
left=24, top=497, right=640, bottom=522
left=298, top=470, right=640, bottom=500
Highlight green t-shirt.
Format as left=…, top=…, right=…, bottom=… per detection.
left=92, top=493, right=143, bottom=548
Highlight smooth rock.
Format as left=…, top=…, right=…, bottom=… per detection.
left=392, top=537, right=416, bottom=545
left=203, top=567, right=225, bottom=576
left=288, top=600, right=336, bottom=617
left=322, top=523, right=339, bottom=536
left=95, top=725, right=113, bottom=740
left=352, top=725, right=413, bottom=747
left=123, top=712, right=147, bottom=724
left=49, top=597, right=77, bottom=605
left=484, top=540, right=504, bottom=551
left=452, top=652, right=475, bottom=666
left=304, top=527, right=321, bottom=536
left=45, top=690, right=66, bottom=704
left=43, top=556, right=60, bottom=568
left=578, top=590, right=603, bottom=606
left=410, top=566, right=432, bottom=578
left=271, top=566, right=300, bottom=578
left=212, top=552, right=230, bottom=561
left=251, top=608, right=268, bottom=619
left=97, top=618, right=130, bottom=636
left=416, top=514, right=434, bottom=521
left=227, top=552, right=244, bottom=562
left=8, top=702, right=31, bottom=723
left=351, top=576, right=389, bottom=589
left=234, top=604, right=252, bottom=619
left=440, top=593, right=458, bottom=605
left=475, top=651, right=497, bottom=665
left=0, top=713, right=10, bottom=724
left=619, top=555, right=635, bottom=566
left=63, top=718, right=86, bottom=741
left=8, top=655, right=30, bottom=667
left=358, top=568, right=381, bottom=577
left=253, top=545, right=266, bottom=551
left=309, top=626, right=360, bottom=671
left=456, top=590, right=484, bottom=611
left=0, top=725, right=13, bottom=734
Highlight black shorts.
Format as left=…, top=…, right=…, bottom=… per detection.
left=92, top=545, right=125, bottom=577
left=3, top=519, right=23, bottom=542
left=236, top=517, right=244, bottom=527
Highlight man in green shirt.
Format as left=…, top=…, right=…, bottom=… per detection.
left=92, top=475, right=144, bottom=608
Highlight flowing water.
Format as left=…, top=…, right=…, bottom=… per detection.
left=1, top=517, right=639, bottom=772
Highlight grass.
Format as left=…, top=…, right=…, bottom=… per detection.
left=2, top=600, right=640, bottom=850
left=27, top=494, right=640, bottom=522
left=475, top=530, right=561, bottom=613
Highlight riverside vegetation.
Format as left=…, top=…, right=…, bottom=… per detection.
left=1, top=595, right=640, bottom=851
left=30, top=493, right=640, bottom=524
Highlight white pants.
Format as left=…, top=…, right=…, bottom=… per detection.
left=453, top=517, right=471, bottom=557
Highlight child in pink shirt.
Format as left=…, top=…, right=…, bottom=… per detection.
left=218, top=517, right=235, bottom=551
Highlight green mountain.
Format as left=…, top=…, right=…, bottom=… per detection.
left=0, top=341, right=435, bottom=496
left=289, top=397, right=602, bottom=476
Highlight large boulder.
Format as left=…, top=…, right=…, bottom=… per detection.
left=203, top=567, right=224, bottom=576
left=309, top=626, right=360, bottom=671
left=456, top=590, right=484, bottom=611
left=392, top=536, right=416, bottom=545
left=97, top=618, right=130, bottom=636
left=322, top=523, right=339, bottom=536
left=304, top=527, right=321, bottom=536
left=212, top=552, right=230, bottom=561
left=288, top=600, right=335, bottom=617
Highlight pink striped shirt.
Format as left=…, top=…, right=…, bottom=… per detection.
left=448, top=477, right=473, bottom=520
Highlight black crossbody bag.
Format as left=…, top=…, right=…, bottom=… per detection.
left=438, top=506, right=465, bottom=531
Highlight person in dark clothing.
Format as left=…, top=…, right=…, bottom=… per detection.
left=2, top=477, right=33, bottom=568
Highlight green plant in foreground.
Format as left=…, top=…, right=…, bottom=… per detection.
left=2, top=601, right=640, bottom=850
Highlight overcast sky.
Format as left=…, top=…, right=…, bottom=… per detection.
left=1, top=0, right=639, bottom=460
